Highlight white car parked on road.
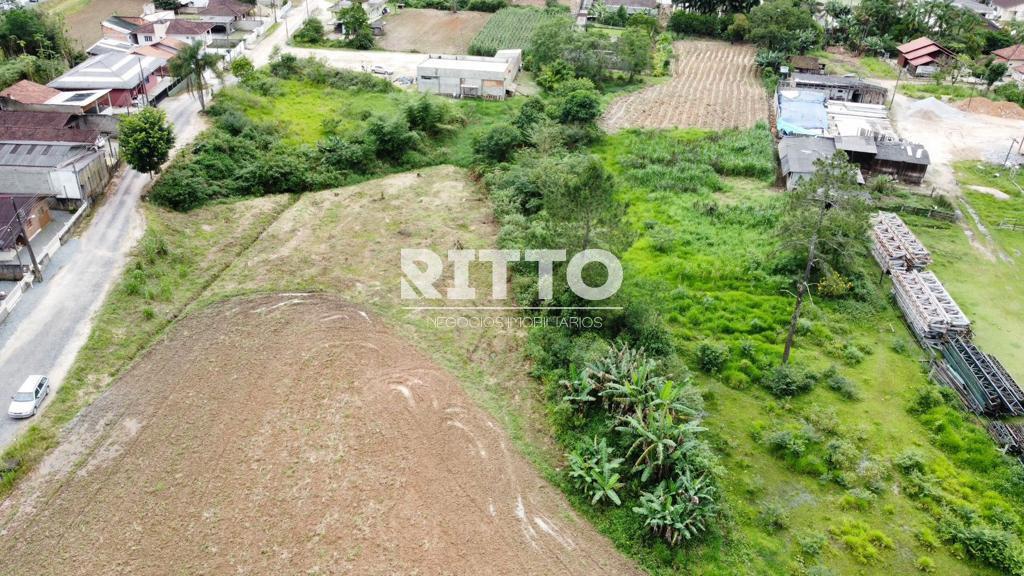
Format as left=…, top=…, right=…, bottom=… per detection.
left=8, top=375, right=48, bottom=419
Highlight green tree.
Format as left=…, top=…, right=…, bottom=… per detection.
left=984, top=61, right=1009, bottom=93
left=726, top=13, right=750, bottom=43
left=473, top=123, right=523, bottom=163
left=776, top=151, right=869, bottom=363
left=293, top=17, right=326, bottom=45
left=748, top=0, right=823, bottom=54
left=119, top=107, right=175, bottom=176
left=527, top=19, right=573, bottom=71
left=229, top=55, right=255, bottom=78
left=557, top=88, right=601, bottom=124
left=337, top=3, right=374, bottom=49
left=168, top=40, right=222, bottom=110
left=541, top=154, right=615, bottom=249
left=618, top=26, right=652, bottom=80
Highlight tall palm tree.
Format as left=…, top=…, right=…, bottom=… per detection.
left=168, top=41, right=222, bottom=111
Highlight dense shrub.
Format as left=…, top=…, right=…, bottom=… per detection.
left=473, top=124, right=524, bottom=164
left=762, top=364, right=815, bottom=397
left=695, top=341, right=729, bottom=373
left=668, top=11, right=726, bottom=37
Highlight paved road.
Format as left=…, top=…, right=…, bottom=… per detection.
left=0, top=93, right=203, bottom=449
left=0, top=0, right=335, bottom=451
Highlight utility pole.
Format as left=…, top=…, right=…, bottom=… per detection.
left=1005, top=138, right=1020, bottom=166
left=781, top=188, right=830, bottom=365
left=10, top=198, right=42, bottom=282
left=888, top=65, right=903, bottom=110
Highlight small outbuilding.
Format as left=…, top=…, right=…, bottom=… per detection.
left=417, top=50, right=521, bottom=100
left=790, top=55, right=824, bottom=75
left=896, top=37, right=954, bottom=77
left=779, top=136, right=836, bottom=190
left=871, top=141, right=930, bottom=184
left=790, top=73, right=887, bottom=105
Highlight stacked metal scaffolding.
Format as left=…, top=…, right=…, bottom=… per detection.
left=891, top=270, right=970, bottom=346
left=987, top=422, right=1024, bottom=457
left=941, top=337, right=1024, bottom=416
left=870, top=212, right=932, bottom=272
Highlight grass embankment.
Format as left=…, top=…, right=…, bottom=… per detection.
left=559, top=128, right=1022, bottom=575
left=0, top=196, right=294, bottom=497
left=811, top=51, right=897, bottom=80
left=900, top=82, right=985, bottom=101
left=907, top=162, right=1024, bottom=377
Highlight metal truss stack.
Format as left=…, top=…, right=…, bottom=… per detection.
left=941, top=337, right=1024, bottom=416
left=891, top=270, right=970, bottom=346
left=987, top=422, right=1024, bottom=457
left=870, top=211, right=1024, bottom=458
left=870, top=212, right=932, bottom=272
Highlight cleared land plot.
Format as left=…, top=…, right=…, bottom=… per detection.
left=46, top=0, right=148, bottom=49
left=601, top=40, right=767, bottom=132
left=376, top=9, right=492, bottom=53
left=468, top=7, right=569, bottom=56
left=0, top=294, right=641, bottom=575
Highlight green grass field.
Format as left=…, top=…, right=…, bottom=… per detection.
left=569, top=128, right=1023, bottom=575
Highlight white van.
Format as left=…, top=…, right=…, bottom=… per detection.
left=8, top=375, right=49, bottom=419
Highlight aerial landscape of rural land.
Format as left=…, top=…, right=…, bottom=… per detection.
left=4, top=0, right=1024, bottom=574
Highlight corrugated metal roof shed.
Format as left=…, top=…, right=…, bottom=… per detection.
left=779, top=136, right=836, bottom=175
left=876, top=142, right=930, bottom=165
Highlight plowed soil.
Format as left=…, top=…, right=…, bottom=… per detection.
left=601, top=40, right=767, bottom=132
left=0, top=294, right=640, bottom=576
left=376, top=9, right=492, bottom=53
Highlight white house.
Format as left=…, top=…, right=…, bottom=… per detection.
left=993, top=0, right=1024, bottom=22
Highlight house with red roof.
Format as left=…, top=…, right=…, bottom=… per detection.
left=994, top=44, right=1024, bottom=67
left=896, top=37, right=955, bottom=76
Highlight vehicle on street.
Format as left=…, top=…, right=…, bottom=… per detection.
left=371, top=65, right=392, bottom=76
left=8, top=375, right=48, bottom=419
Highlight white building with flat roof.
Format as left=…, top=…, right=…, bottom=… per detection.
left=416, top=50, right=521, bottom=100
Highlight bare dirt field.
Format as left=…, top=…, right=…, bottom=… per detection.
left=601, top=40, right=768, bottom=132
left=376, top=8, right=492, bottom=54
left=890, top=95, right=1024, bottom=195
left=48, top=0, right=149, bottom=49
left=0, top=294, right=641, bottom=575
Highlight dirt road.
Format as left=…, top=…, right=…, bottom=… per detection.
left=889, top=92, right=1024, bottom=195
left=0, top=294, right=642, bottom=576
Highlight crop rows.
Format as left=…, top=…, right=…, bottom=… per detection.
left=468, top=7, right=569, bottom=56
left=601, top=40, right=768, bottom=132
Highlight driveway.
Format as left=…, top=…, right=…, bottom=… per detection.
left=0, top=1, right=329, bottom=449
left=283, top=45, right=425, bottom=78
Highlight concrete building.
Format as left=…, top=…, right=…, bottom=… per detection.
left=417, top=50, right=522, bottom=100
left=0, top=112, right=118, bottom=205
left=790, top=55, right=824, bottom=75
left=330, top=0, right=387, bottom=23
left=790, top=73, right=887, bottom=105
left=0, top=196, right=52, bottom=281
left=993, top=0, right=1024, bottom=22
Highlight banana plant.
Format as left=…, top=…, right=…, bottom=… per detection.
left=567, top=437, right=625, bottom=506
left=632, top=468, right=716, bottom=546
left=616, top=405, right=706, bottom=483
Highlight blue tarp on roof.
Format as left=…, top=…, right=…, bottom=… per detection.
left=777, top=90, right=828, bottom=135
